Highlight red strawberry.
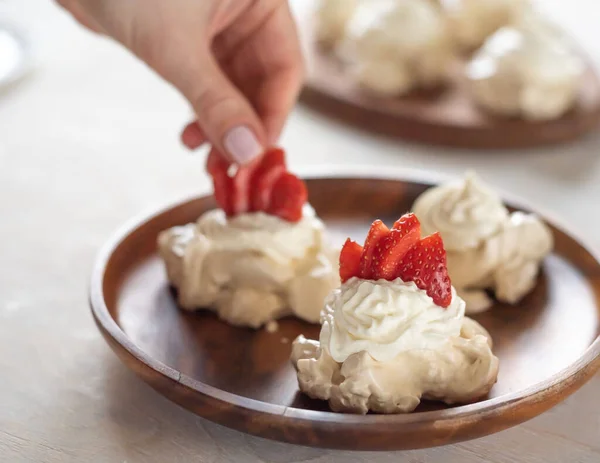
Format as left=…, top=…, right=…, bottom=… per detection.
left=339, top=238, right=364, bottom=283
left=396, top=232, right=452, bottom=307
left=206, top=150, right=233, bottom=216
left=372, top=214, right=421, bottom=280
left=250, top=148, right=286, bottom=212
left=267, top=172, right=307, bottom=222
left=230, top=158, right=264, bottom=215
left=358, top=220, right=390, bottom=279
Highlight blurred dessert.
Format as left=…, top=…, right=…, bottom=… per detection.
left=292, top=213, right=499, bottom=414
left=158, top=148, right=339, bottom=328
left=314, top=0, right=359, bottom=49
left=466, top=15, right=584, bottom=120
left=335, top=0, right=454, bottom=96
left=413, top=172, right=553, bottom=313
left=442, top=0, right=528, bottom=51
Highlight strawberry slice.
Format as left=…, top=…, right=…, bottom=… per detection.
left=358, top=220, right=390, bottom=279
left=396, top=232, right=452, bottom=307
left=267, top=172, right=307, bottom=222
left=372, top=214, right=421, bottom=280
left=229, top=157, right=265, bottom=215
left=250, top=148, right=286, bottom=212
left=339, top=238, right=364, bottom=283
left=206, top=150, right=233, bottom=216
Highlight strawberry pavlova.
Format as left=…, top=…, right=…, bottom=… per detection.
left=291, top=213, right=499, bottom=414
left=413, top=172, right=553, bottom=313
left=158, top=148, right=339, bottom=328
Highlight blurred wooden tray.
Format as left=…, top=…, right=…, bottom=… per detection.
left=296, top=2, right=600, bottom=149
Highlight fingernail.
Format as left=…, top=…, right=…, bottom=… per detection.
left=223, top=126, right=263, bottom=164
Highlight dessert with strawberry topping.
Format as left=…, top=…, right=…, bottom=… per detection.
left=413, top=172, right=553, bottom=313
left=291, top=213, right=499, bottom=414
left=158, top=148, right=339, bottom=328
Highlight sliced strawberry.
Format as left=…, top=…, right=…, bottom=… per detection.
left=229, top=157, right=264, bottom=215
left=250, top=148, right=286, bottom=212
left=267, top=172, right=307, bottom=222
left=339, top=238, right=364, bottom=283
left=392, top=213, right=421, bottom=234
left=206, top=150, right=233, bottom=216
left=358, top=220, right=390, bottom=279
left=397, top=232, right=452, bottom=307
left=372, top=213, right=422, bottom=280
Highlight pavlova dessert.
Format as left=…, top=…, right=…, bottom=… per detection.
left=413, top=172, right=553, bottom=314
left=292, top=213, right=499, bottom=414
left=158, top=148, right=339, bottom=328
left=466, top=13, right=585, bottom=120
left=337, top=0, right=454, bottom=96
left=444, top=0, right=528, bottom=51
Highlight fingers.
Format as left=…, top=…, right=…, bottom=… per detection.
left=243, top=2, right=305, bottom=144
left=55, top=0, right=105, bottom=34
left=181, top=121, right=206, bottom=150
left=175, top=50, right=267, bottom=165
left=255, top=64, right=304, bottom=144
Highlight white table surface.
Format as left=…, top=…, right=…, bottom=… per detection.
left=1, top=1, right=599, bottom=462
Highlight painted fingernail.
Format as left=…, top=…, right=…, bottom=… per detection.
left=223, top=126, right=263, bottom=164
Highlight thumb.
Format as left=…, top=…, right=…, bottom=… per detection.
left=174, top=50, right=267, bottom=165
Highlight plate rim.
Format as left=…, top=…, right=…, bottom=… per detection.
left=89, top=167, right=600, bottom=447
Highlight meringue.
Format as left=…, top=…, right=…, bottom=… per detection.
left=292, top=277, right=499, bottom=414
left=442, top=0, right=528, bottom=50
left=466, top=16, right=584, bottom=120
left=413, top=173, right=553, bottom=313
left=314, top=0, right=360, bottom=49
left=340, top=0, right=454, bottom=96
left=158, top=205, right=339, bottom=328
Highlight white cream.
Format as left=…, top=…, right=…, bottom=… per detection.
left=413, top=172, right=508, bottom=252
left=320, top=278, right=464, bottom=362
left=292, top=279, right=499, bottom=414
left=413, top=173, right=553, bottom=313
left=466, top=14, right=584, bottom=120
left=315, top=0, right=360, bottom=49
left=158, top=205, right=339, bottom=328
left=442, top=0, right=528, bottom=50
left=339, top=0, right=454, bottom=96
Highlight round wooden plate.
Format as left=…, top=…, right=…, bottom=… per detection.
left=90, top=170, right=600, bottom=451
left=295, top=1, right=600, bottom=148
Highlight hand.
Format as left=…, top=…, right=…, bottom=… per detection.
left=57, top=0, right=305, bottom=164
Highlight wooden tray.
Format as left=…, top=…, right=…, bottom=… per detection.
left=295, top=1, right=600, bottom=149
left=90, top=171, right=600, bottom=451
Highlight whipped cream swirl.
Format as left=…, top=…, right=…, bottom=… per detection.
left=196, top=205, right=323, bottom=265
left=158, top=205, right=338, bottom=327
left=320, top=278, right=465, bottom=363
left=413, top=172, right=553, bottom=313
left=413, top=172, right=508, bottom=252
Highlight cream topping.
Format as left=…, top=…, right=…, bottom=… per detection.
left=292, top=281, right=498, bottom=414
left=315, top=0, right=360, bottom=48
left=158, top=206, right=339, bottom=328
left=413, top=172, right=508, bottom=251
left=442, top=0, right=528, bottom=50
left=320, top=278, right=464, bottom=362
left=339, top=0, right=453, bottom=95
left=196, top=205, right=323, bottom=264
left=466, top=14, right=584, bottom=120
left=413, top=173, right=553, bottom=313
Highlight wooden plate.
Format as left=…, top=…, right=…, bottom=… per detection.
left=295, top=1, right=600, bottom=149
left=90, top=170, right=600, bottom=451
